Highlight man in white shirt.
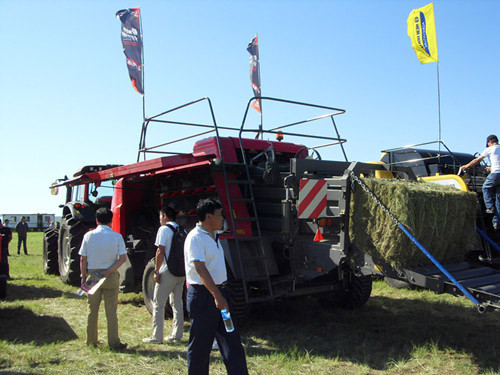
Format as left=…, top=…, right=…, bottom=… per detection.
left=463, top=134, right=500, bottom=229
left=143, top=206, right=185, bottom=344
left=184, top=199, right=248, bottom=375
left=79, top=207, right=127, bottom=350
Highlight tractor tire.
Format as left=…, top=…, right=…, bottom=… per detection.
left=338, top=274, right=373, bottom=309
left=319, top=274, right=373, bottom=309
left=142, top=258, right=156, bottom=315
left=227, top=279, right=252, bottom=327
left=142, top=258, right=187, bottom=318
left=43, top=228, right=59, bottom=275
left=58, top=217, right=92, bottom=286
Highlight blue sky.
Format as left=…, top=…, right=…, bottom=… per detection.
left=1, top=0, right=499, bottom=215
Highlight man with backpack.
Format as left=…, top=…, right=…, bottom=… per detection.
left=143, top=206, right=186, bottom=344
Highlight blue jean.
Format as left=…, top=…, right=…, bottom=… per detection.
left=482, top=172, right=500, bottom=224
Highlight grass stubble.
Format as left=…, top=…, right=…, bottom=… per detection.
left=0, top=233, right=498, bottom=374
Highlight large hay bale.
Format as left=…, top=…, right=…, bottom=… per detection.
left=349, top=178, right=478, bottom=268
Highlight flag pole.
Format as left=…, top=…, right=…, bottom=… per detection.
left=436, top=61, right=441, bottom=158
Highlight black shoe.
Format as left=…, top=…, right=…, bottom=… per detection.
left=110, top=342, right=127, bottom=351
left=486, top=208, right=494, bottom=214
left=6, top=276, right=13, bottom=281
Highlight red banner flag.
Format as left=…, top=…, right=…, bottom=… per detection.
left=116, top=8, right=144, bottom=95
left=247, top=36, right=261, bottom=113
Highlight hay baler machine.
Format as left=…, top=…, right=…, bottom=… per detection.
left=289, top=153, right=500, bottom=313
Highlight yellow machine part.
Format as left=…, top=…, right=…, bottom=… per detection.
left=365, top=161, right=394, bottom=179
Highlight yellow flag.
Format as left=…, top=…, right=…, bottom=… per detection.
left=407, top=3, right=439, bottom=64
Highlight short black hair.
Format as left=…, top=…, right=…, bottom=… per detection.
left=95, top=207, right=113, bottom=225
left=196, top=199, right=223, bottom=222
left=487, top=134, right=498, bottom=147
left=160, top=206, right=176, bottom=221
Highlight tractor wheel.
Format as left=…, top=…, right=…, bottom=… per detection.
left=58, top=217, right=91, bottom=286
left=319, top=273, right=373, bottom=309
left=142, top=258, right=187, bottom=318
left=142, top=258, right=156, bottom=315
left=338, top=274, right=372, bottom=309
left=227, top=279, right=252, bottom=327
left=43, top=228, right=59, bottom=275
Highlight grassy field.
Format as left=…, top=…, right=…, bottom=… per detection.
left=0, top=232, right=499, bottom=374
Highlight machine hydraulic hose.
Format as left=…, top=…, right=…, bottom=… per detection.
left=348, top=170, right=486, bottom=313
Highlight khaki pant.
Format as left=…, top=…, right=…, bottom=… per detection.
left=86, top=271, right=121, bottom=347
left=151, top=269, right=185, bottom=341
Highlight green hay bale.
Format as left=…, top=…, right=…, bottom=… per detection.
left=349, top=178, right=478, bottom=269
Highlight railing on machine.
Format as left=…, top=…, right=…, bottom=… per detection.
left=137, top=97, right=240, bottom=161
left=381, top=140, right=485, bottom=192
left=381, top=140, right=461, bottom=171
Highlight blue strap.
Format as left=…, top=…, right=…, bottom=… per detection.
left=476, top=227, right=500, bottom=254
left=398, top=223, right=480, bottom=306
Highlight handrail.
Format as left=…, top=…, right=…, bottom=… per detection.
left=136, top=97, right=240, bottom=162
left=138, top=96, right=350, bottom=162
left=239, top=96, right=348, bottom=161
left=381, top=140, right=466, bottom=175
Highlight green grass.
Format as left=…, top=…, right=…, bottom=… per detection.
left=1, top=233, right=499, bottom=374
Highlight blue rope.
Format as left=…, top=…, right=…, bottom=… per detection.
left=397, top=223, right=480, bottom=306
left=476, top=227, right=500, bottom=254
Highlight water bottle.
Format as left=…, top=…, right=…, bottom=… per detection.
left=221, top=308, right=234, bottom=333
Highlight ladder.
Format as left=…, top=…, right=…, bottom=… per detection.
left=219, top=155, right=274, bottom=304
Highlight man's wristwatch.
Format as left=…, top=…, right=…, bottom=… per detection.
left=153, top=270, right=160, bottom=276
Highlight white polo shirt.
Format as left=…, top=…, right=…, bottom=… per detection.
left=78, top=225, right=127, bottom=269
left=184, top=224, right=227, bottom=285
left=155, top=221, right=179, bottom=274
left=481, top=145, right=500, bottom=173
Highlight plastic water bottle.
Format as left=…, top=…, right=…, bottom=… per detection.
left=221, top=308, right=234, bottom=333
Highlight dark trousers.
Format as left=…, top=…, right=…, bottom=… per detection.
left=186, top=284, right=248, bottom=375
left=17, top=235, right=27, bottom=254
left=0, top=248, right=9, bottom=277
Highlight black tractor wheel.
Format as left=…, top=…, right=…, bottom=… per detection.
left=338, top=274, right=373, bottom=309
left=43, top=228, right=59, bottom=275
left=58, top=216, right=91, bottom=286
left=319, top=273, right=373, bottom=309
left=142, top=258, right=156, bottom=314
left=142, top=258, right=187, bottom=318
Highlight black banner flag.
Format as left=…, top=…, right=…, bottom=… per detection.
left=247, top=36, right=261, bottom=113
left=116, top=8, right=144, bottom=95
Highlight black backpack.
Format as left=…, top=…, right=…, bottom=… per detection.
left=165, top=224, right=187, bottom=277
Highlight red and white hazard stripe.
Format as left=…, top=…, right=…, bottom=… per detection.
left=298, top=179, right=327, bottom=219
